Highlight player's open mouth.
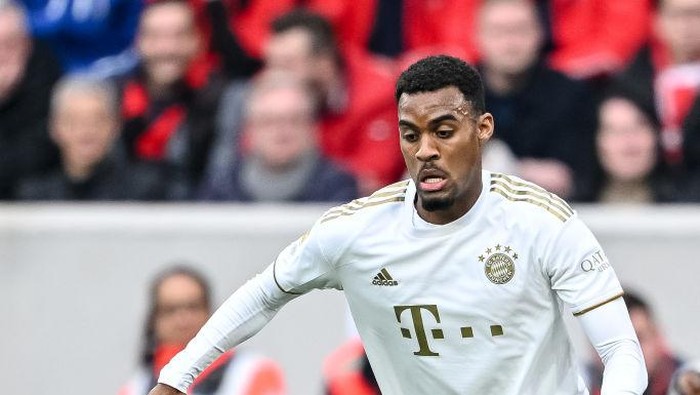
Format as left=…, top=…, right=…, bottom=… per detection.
left=419, top=169, right=448, bottom=192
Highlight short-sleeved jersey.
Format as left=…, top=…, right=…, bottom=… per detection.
left=273, top=170, right=623, bottom=395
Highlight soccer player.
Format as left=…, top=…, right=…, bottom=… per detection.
left=149, top=55, right=648, bottom=394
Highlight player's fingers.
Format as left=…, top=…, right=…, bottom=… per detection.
left=680, top=371, right=700, bottom=394
left=689, top=372, right=700, bottom=389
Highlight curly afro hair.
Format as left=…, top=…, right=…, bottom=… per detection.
left=395, top=55, right=485, bottom=114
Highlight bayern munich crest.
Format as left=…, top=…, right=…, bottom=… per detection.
left=478, top=244, right=518, bottom=284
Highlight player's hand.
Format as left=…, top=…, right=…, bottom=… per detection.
left=678, top=371, right=700, bottom=395
left=147, top=383, right=185, bottom=395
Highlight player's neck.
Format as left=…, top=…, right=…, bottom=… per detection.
left=416, top=173, right=483, bottom=225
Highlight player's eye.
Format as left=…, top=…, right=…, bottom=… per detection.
left=402, top=131, right=419, bottom=143
left=436, top=129, right=453, bottom=138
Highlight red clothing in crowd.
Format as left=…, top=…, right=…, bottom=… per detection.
left=304, top=0, right=480, bottom=62
left=548, top=0, right=653, bottom=77
left=197, top=0, right=651, bottom=80
left=649, top=38, right=700, bottom=166
left=200, top=0, right=478, bottom=61
left=324, top=338, right=379, bottom=395
left=319, top=50, right=405, bottom=193
left=327, top=369, right=378, bottom=395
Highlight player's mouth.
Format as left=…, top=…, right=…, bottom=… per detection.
left=419, top=169, right=449, bottom=192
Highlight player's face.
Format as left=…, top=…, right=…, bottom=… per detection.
left=154, top=274, right=210, bottom=346
left=399, top=86, right=493, bottom=224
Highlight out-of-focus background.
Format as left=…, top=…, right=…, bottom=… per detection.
left=1, top=0, right=699, bottom=394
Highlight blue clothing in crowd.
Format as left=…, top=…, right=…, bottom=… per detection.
left=19, top=0, right=141, bottom=76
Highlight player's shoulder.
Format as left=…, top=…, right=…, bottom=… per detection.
left=486, top=171, right=576, bottom=225
left=317, top=179, right=410, bottom=226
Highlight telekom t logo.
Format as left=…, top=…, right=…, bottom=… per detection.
left=393, top=304, right=443, bottom=356
left=394, top=304, right=505, bottom=357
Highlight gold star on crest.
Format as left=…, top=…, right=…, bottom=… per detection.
left=495, top=244, right=501, bottom=251
left=504, top=246, right=512, bottom=253
left=486, top=248, right=492, bottom=254
left=512, top=253, right=518, bottom=260
left=478, top=255, right=485, bottom=262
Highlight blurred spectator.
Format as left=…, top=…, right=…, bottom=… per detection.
left=119, top=0, right=226, bottom=199
left=670, top=360, right=700, bottom=395
left=264, top=10, right=404, bottom=196
left=0, top=1, right=61, bottom=200
left=119, top=265, right=286, bottom=395
left=17, top=0, right=141, bottom=76
left=323, top=337, right=379, bottom=395
left=476, top=0, right=596, bottom=199
left=615, top=0, right=700, bottom=169
left=586, top=290, right=682, bottom=395
left=200, top=72, right=358, bottom=202
left=16, top=76, right=173, bottom=201
left=578, top=93, right=679, bottom=203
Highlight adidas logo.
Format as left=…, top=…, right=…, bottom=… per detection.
left=372, top=268, right=398, bottom=286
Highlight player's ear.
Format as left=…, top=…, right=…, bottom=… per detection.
left=476, top=112, right=494, bottom=144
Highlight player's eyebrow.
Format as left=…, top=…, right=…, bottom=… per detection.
left=398, top=119, right=418, bottom=129
left=428, top=114, right=460, bottom=128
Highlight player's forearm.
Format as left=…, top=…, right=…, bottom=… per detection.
left=578, top=298, right=648, bottom=394
left=158, top=265, right=296, bottom=392
left=598, top=337, right=647, bottom=394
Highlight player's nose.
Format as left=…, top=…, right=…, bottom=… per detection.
left=416, top=135, right=439, bottom=162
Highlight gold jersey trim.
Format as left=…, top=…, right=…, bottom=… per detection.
left=573, top=292, right=624, bottom=316
left=491, top=173, right=573, bottom=214
left=321, top=196, right=406, bottom=223
left=272, top=259, right=302, bottom=295
left=320, top=181, right=409, bottom=224
left=489, top=173, right=573, bottom=222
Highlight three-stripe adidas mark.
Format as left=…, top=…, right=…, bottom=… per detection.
left=372, top=268, right=398, bottom=286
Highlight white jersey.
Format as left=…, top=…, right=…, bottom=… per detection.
left=160, top=170, right=626, bottom=395
left=273, top=170, right=622, bottom=394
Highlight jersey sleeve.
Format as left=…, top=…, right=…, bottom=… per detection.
left=272, top=218, right=343, bottom=294
left=543, top=214, right=624, bottom=316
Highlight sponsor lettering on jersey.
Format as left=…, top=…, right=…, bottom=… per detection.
left=580, top=249, right=610, bottom=273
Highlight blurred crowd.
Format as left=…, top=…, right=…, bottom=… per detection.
left=1, top=0, right=699, bottom=203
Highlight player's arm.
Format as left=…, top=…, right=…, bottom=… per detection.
left=544, top=214, right=647, bottom=394
left=577, top=296, right=647, bottom=395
